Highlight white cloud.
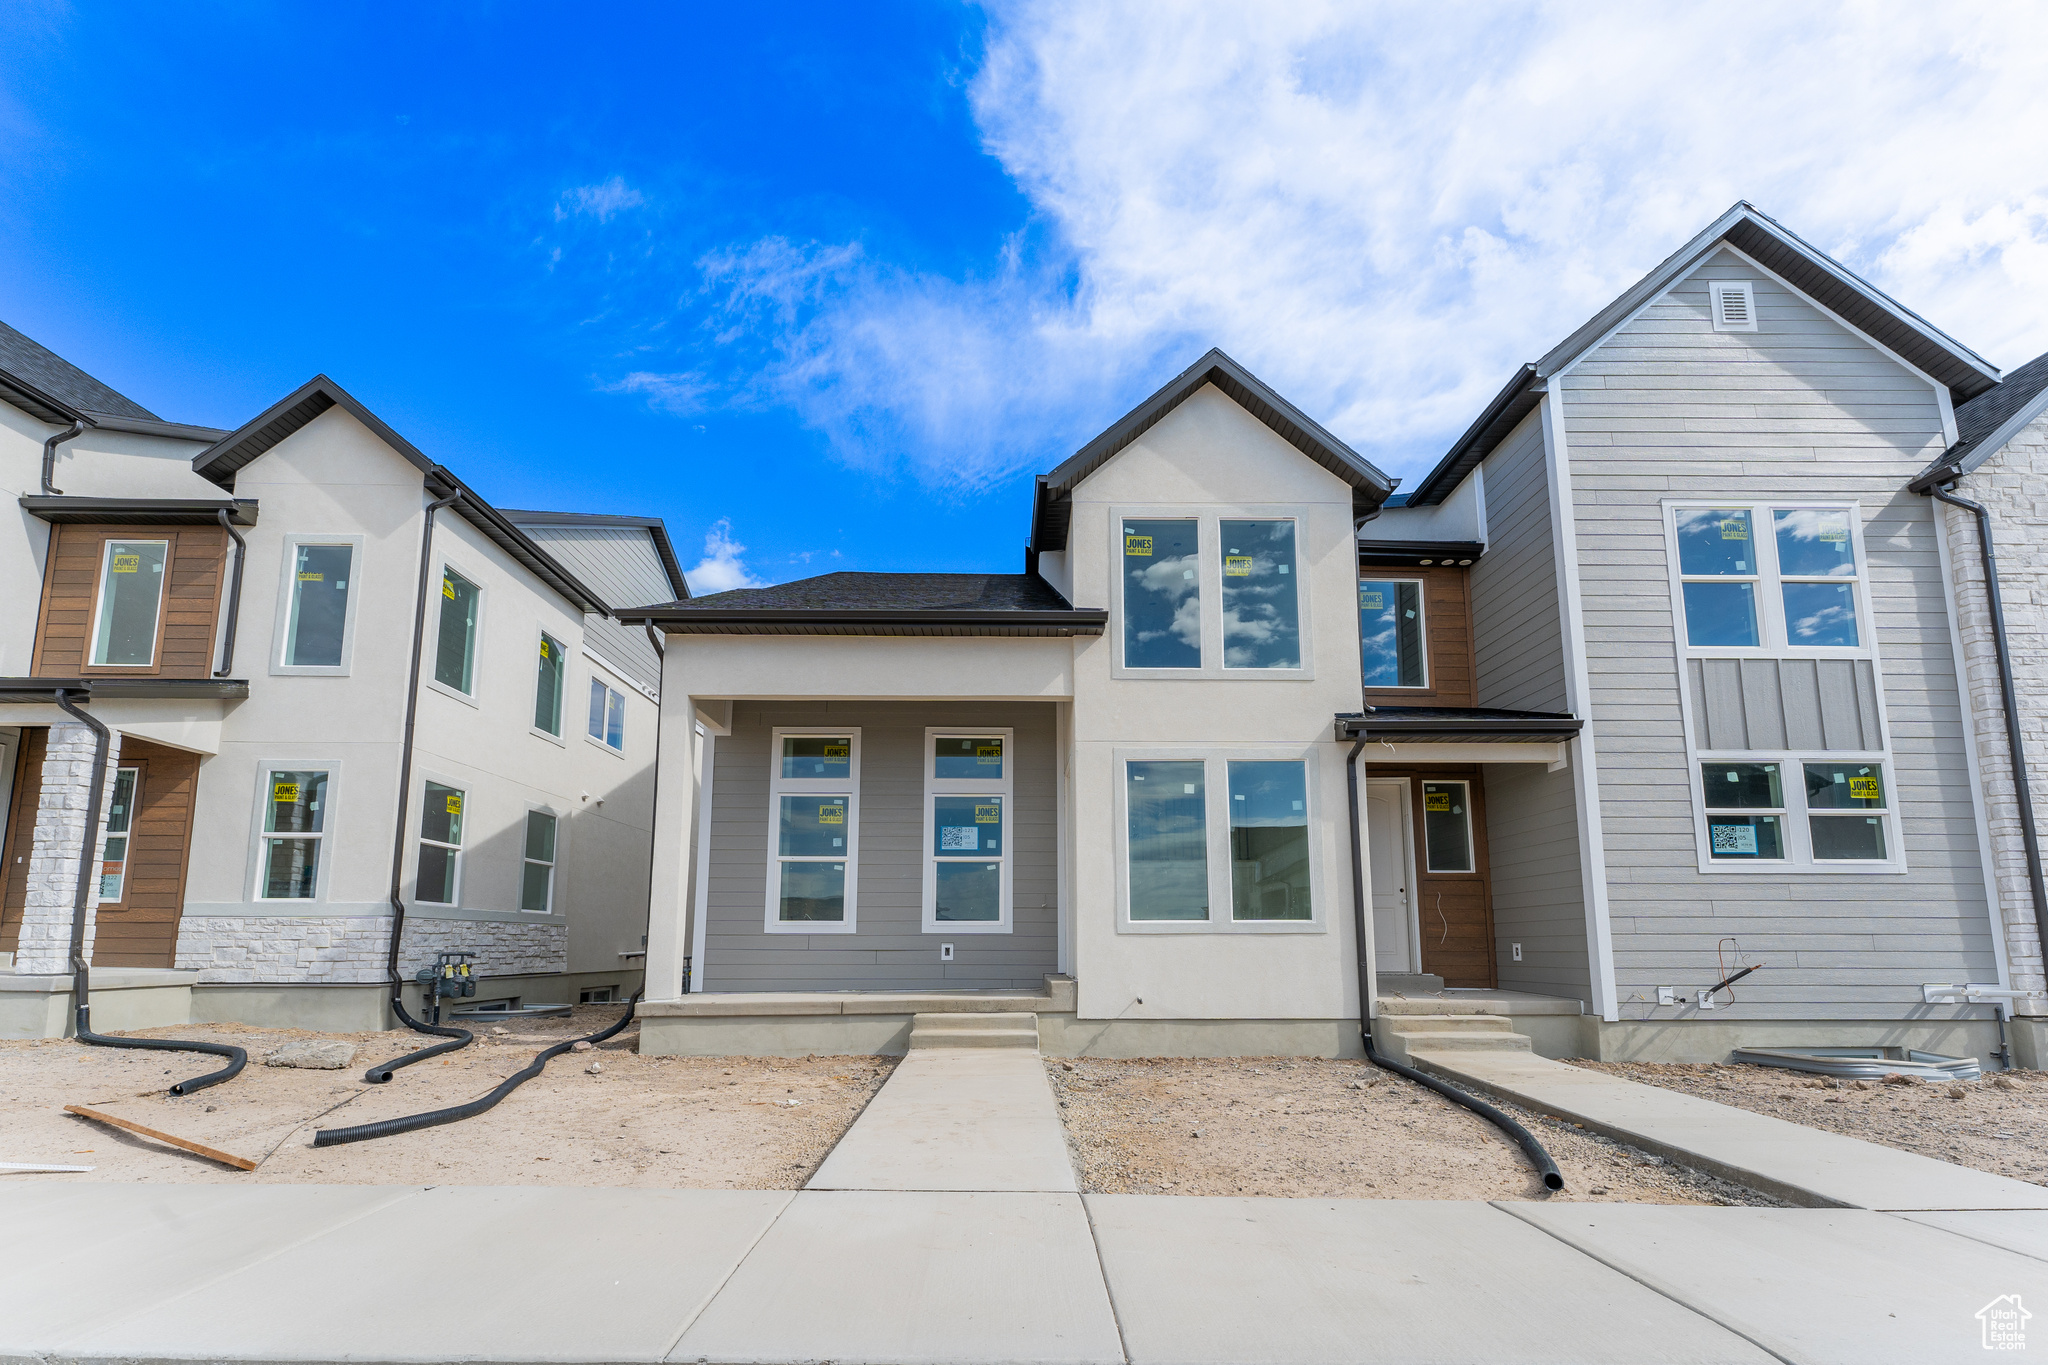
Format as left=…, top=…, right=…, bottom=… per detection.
left=686, top=518, right=766, bottom=595
left=670, top=1, right=2048, bottom=486
left=557, top=175, right=646, bottom=223
left=604, top=370, right=712, bottom=414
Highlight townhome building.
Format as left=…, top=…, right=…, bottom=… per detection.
left=621, top=203, right=2048, bottom=1069
left=0, top=324, right=675, bottom=1036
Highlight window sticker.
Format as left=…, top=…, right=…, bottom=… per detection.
left=445, top=793, right=462, bottom=815
left=940, top=827, right=978, bottom=851
left=298, top=571, right=322, bottom=581
left=1124, top=534, right=1153, bottom=556
left=540, top=640, right=551, bottom=658
left=273, top=781, right=300, bottom=804
left=1720, top=519, right=1748, bottom=541
left=1710, top=823, right=1758, bottom=855
left=1224, top=555, right=1254, bottom=576
left=1359, top=589, right=1383, bottom=610
left=442, top=576, right=456, bottom=599
left=112, top=553, right=141, bottom=573
left=1425, top=791, right=1451, bottom=813
left=975, top=744, right=1001, bottom=764
left=1848, top=776, right=1881, bottom=801
left=819, top=804, right=845, bottom=825
left=975, top=804, right=1000, bottom=824
left=823, top=743, right=849, bottom=760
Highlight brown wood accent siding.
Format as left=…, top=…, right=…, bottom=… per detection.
left=1, top=729, right=49, bottom=955
left=1360, top=566, right=1474, bottom=707
left=1373, top=764, right=1496, bottom=988
left=90, top=738, right=200, bottom=970
left=31, top=523, right=229, bottom=679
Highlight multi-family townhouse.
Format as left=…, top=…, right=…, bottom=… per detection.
left=619, top=203, right=2046, bottom=1069
left=0, top=325, right=678, bottom=1037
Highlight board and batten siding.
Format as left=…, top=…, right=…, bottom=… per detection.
left=1561, top=246, right=1995, bottom=1019
left=701, top=700, right=1059, bottom=991
left=1463, top=407, right=1591, bottom=1002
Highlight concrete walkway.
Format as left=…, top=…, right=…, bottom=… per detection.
left=4, top=1183, right=2046, bottom=1363
left=1411, top=1049, right=2048, bottom=1210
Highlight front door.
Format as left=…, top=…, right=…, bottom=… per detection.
left=90, top=737, right=200, bottom=969
left=1, top=728, right=48, bottom=957
left=1364, top=778, right=1417, bottom=974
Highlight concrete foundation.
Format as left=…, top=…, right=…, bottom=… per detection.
left=0, top=969, right=198, bottom=1040
left=1586, top=1016, right=2014, bottom=1069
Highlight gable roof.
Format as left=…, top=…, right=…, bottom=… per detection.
left=616, top=570, right=1106, bottom=637
left=0, top=318, right=160, bottom=424
left=1029, top=348, right=1394, bottom=551
left=1912, top=349, right=2048, bottom=488
left=195, top=374, right=610, bottom=616
left=1402, top=202, right=2004, bottom=507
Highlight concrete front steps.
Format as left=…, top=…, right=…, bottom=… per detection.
left=1376, top=996, right=1534, bottom=1065
left=908, top=1011, right=1040, bottom=1050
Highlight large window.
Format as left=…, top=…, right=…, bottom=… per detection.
left=1122, top=519, right=1201, bottom=669
left=1671, top=504, right=1865, bottom=652
left=434, top=569, right=480, bottom=694
left=89, top=540, right=169, bottom=667
left=282, top=543, right=355, bottom=668
left=260, top=769, right=329, bottom=899
left=924, top=731, right=1013, bottom=932
left=417, top=780, right=465, bottom=904
left=587, top=677, right=626, bottom=751
left=1123, top=752, right=1319, bottom=930
left=1698, top=759, right=1894, bottom=868
left=521, top=809, right=558, bottom=913
left=98, top=767, right=139, bottom=901
left=534, top=633, right=566, bottom=736
left=1359, top=579, right=1426, bottom=687
left=766, top=730, right=859, bottom=932
left=1220, top=520, right=1300, bottom=669
left=1420, top=780, right=1473, bottom=873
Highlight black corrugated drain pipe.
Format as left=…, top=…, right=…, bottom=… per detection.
left=358, top=491, right=474, bottom=1084
left=1343, top=727, right=1564, bottom=1191
left=53, top=689, right=245, bottom=1095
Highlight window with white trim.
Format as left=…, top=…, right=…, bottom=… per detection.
left=765, top=730, right=859, bottom=932
left=1358, top=578, right=1426, bottom=687
left=1699, top=759, right=1894, bottom=867
left=89, top=539, right=169, bottom=667
left=924, top=730, right=1013, bottom=932
left=587, top=677, right=626, bottom=750
left=98, top=767, right=139, bottom=901
left=282, top=543, right=355, bottom=668
left=435, top=569, right=481, bottom=694
left=521, top=809, right=558, bottom=912
left=417, top=780, right=465, bottom=904
left=1670, top=504, right=1868, bottom=654
left=534, top=632, right=566, bottom=736
left=258, top=768, right=330, bottom=899
left=1219, top=519, right=1300, bottom=669
left=1120, top=751, right=1319, bottom=930
left=1116, top=511, right=1311, bottom=677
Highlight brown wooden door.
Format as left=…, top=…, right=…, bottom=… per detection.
left=1, top=729, right=49, bottom=955
left=90, top=738, right=200, bottom=969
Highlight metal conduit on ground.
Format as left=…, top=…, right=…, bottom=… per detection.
left=53, top=689, right=246, bottom=1096
left=1342, top=729, right=1564, bottom=1191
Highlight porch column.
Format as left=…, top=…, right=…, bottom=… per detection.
left=14, top=723, right=121, bottom=975
left=642, top=680, right=698, bottom=1003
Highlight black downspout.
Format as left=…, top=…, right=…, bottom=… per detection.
left=1928, top=481, right=2048, bottom=976
left=53, top=689, right=246, bottom=1095
left=213, top=509, right=247, bottom=678
left=41, top=418, right=90, bottom=495
left=358, top=492, right=475, bottom=1084
left=1343, top=724, right=1564, bottom=1191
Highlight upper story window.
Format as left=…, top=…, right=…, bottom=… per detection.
left=283, top=544, right=355, bottom=668
left=435, top=569, right=481, bottom=694
left=1118, top=513, right=1309, bottom=676
left=1219, top=519, right=1300, bottom=669
left=89, top=540, right=169, bottom=667
left=587, top=676, right=626, bottom=751
left=1122, top=519, right=1201, bottom=668
left=1671, top=504, right=1866, bottom=654
left=534, top=632, right=566, bottom=736
left=1359, top=579, right=1426, bottom=687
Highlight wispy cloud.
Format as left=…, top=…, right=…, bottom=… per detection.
left=604, top=370, right=712, bottom=414
left=686, top=517, right=766, bottom=595
left=593, top=1, right=2048, bottom=487
left=556, top=175, right=646, bottom=222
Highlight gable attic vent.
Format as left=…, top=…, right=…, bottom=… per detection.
left=1709, top=280, right=1758, bottom=332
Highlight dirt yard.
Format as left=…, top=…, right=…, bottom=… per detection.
left=0, top=1009, right=892, bottom=1187
left=1572, top=1059, right=2048, bottom=1187
left=1047, top=1057, right=1779, bottom=1204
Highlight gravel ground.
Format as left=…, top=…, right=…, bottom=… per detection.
left=1571, top=1059, right=2048, bottom=1187
left=0, top=1009, right=892, bottom=1187
left=1047, top=1057, right=1779, bottom=1204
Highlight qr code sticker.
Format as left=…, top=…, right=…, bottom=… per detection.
left=1710, top=824, right=1757, bottom=855
left=940, top=827, right=978, bottom=851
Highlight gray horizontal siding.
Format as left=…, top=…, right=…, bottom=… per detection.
left=1484, top=761, right=1591, bottom=1002
left=519, top=523, right=670, bottom=691
left=1470, top=409, right=1568, bottom=713
left=1564, top=247, right=1993, bottom=1019
left=702, top=700, right=1059, bottom=992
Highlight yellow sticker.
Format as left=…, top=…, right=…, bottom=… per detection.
left=1719, top=519, right=1748, bottom=541
left=1124, top=535, right=1153, bottom=557
left=442, top=577, right=456, bottom=599
left=1425, top=792, right=1451, bottom=812
left=819, top=804, right=845, bottom=825
left=976, top=744, right=1001, bottom=765
left=1848, top=776, right=1881, bottom=801
left=1359, top=590, right=1384, bottom=611
left=975, top=804, right=1001, bottom=824
left=540, top=641, right=551, bottom=659
left=1819, top=517, right=1849, bottom=543
left=1224, top=555, right=1254, bottom=576
left=823, top=743, right=849, bottom=760
left=298, top=572, right=323, bottom=581
left=111, top=554, right=141, bottom=574
left=272, top=781, right=300, bottom=804
left=445, top=794, right=462, bottom=815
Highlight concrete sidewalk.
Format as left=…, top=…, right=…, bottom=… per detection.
left=1414, top=1049, right=2048, bottom=1210
left=4, top=1183, right=2045, bottom=1364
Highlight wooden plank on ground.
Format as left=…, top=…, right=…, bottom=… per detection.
left=64, top=1105, right=256, bottom=1171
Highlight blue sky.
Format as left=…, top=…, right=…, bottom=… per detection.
left=5, top=2, right=2046, bottom=594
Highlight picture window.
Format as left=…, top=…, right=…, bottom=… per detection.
left=283, top=544, right=354, bottom=668
left=89, top=539, right=169, bottom=667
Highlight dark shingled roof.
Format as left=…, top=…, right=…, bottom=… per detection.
left=0, top=318, right=159, bottom=422
left=618, top=571, right=1106, bottom=637
left=1912, top=349, right=2048, bottom=488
